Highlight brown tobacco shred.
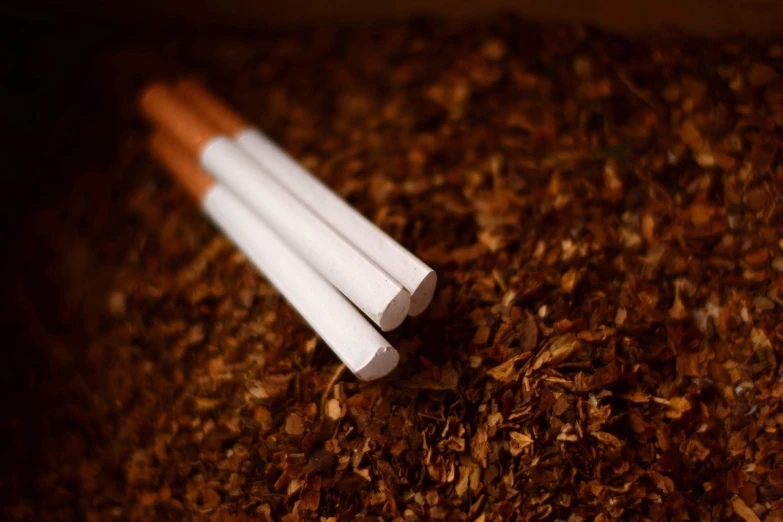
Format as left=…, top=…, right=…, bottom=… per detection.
left=6, top=17, right=783, bottom=522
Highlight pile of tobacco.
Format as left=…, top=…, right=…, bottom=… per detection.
left=6, top=17, right=783, bottom=522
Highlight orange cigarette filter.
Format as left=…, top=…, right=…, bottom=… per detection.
left=148, top=131, right=215, bottom=202
left=139, top=82, right=220, bottom=155
left=175, top=79, right=248, bottom=136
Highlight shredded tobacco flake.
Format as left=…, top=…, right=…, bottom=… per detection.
left=7, top=17, right=783, bottom=522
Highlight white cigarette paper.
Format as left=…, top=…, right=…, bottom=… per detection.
left=174, top=80, right=437, bottom=316
left=204, top=184, right=400, bottom=380
left=147, top=130, right=400, bottom=380
left=138, top=84, right=411, bottom=332
left=236, top=130, right=438, bottom=316
left=200, top=136, right=410, bottom=331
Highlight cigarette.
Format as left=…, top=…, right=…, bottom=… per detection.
left=148, top=131, right=400, bottom=381
left=140, top=83, right=410, bottom=331
left=174, top=80, right=437, bottom=316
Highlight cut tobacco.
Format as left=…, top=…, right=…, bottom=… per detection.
left=9, top=16, right=783, bottom=522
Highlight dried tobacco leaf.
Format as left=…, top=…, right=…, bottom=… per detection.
left=529, top=333, right=582, bottom=371
left=14, top=18, right=783, bottom=522
left=732, top=495, right=761, bottom=522
left=399, top=363, right=459, bottom=390
left=486, top=353, right=532, bottom=382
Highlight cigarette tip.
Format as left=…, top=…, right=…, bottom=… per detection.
left=379, top=287, right=411, bottom=332
left=355, top=345, right=400, bottom=381
left=408, top=270, right=438, bottom=317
